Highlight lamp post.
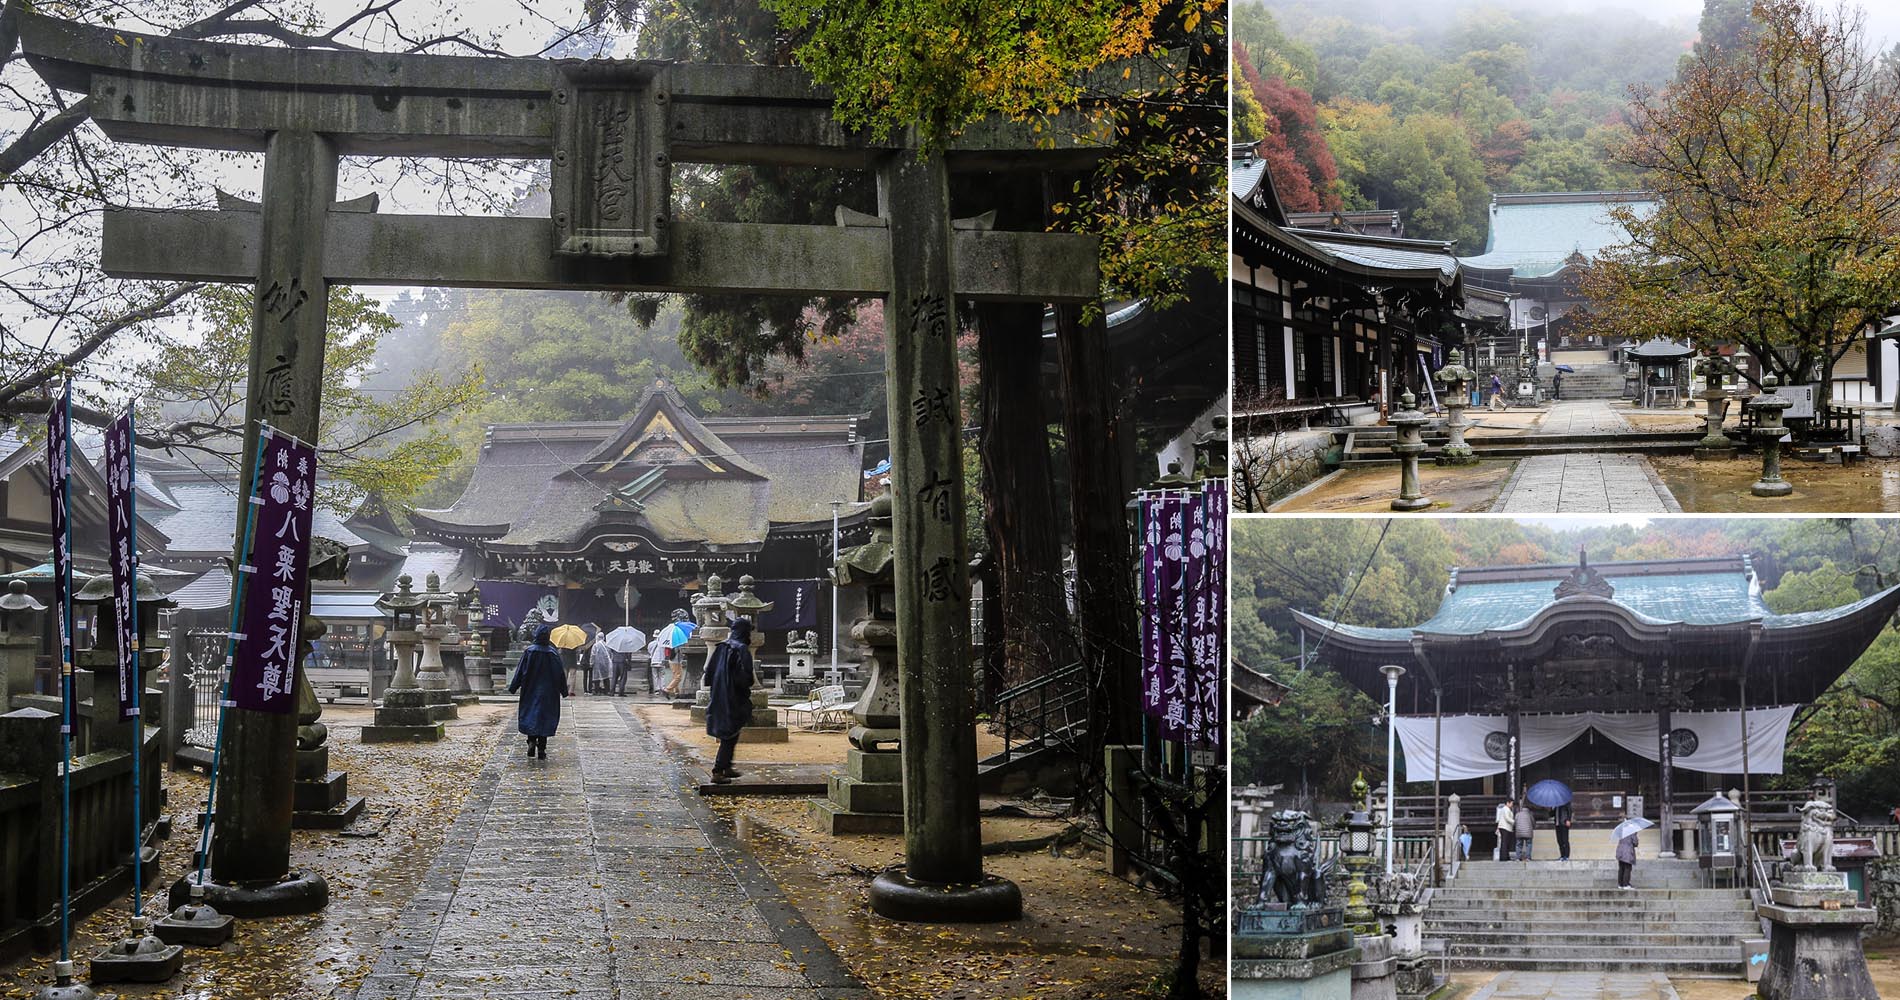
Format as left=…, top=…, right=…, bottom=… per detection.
left=830, top=499, right=843, bottom=678
left=1381, top=663, right=1406, bottom=874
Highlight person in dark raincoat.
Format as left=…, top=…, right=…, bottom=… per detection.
left=704, top=617, right=755, bottom=784
left=509, top=623, right=569, bottom=759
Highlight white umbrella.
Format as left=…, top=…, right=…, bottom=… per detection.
left=1611, top=817, right=1655, bottom=842
left=600, top=625, right=647, bottom=654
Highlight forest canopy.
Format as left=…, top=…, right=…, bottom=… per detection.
left=1233, top=0, right=1693, bottom=247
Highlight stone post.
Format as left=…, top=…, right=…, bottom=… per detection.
left=0, top=580, right=46, bottom=709
left=213, top=128, right=335, bottom=897
left=866, top=151, right=1019, bottom=922
left=1431, top=350, right=1477, bottom=466
left=1695, top=356, right=1735, bottom=460
left=1750, top=373, right=1794, bottom=498
left=1388, top=389, right=1431, bottom=512
left=687, top=575, right=729, bottom=711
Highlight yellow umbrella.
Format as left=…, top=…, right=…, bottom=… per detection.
left=548, top=623, right=588, bottom=649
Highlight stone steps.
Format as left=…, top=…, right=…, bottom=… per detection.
left=1423, top=929, right=1756, bottom=949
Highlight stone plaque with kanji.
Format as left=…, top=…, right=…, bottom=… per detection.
left=551, top=60, right=671, bottom=258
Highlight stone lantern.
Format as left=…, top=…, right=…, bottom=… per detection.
left=375, top=574, right=424, bottom=691
left=411, top=571, right=458, bottom=692
left=73, top=571, right=173, bottom=755
left=810, top=487, right=903, bottom=835
left=1749, top=373, right=1794, bottom=498
left=726, top=575, right=775, bottom=650
left=0, top=579, right=46, bottom=704
left=1194, top=416, right=1229, bottom=480
left=684, top=574, right=729, bottom=709
left=362, top=573, right=451, bottom=743
left=1387, top=388, right=1432, bottom=512
left=1695, top=353, right=1736, bottom=460
left=1432, top=349, right=1478, bottom=466
left=462, top=590, right=493, bottom=695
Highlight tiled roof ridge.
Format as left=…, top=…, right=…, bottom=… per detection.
left=1491, top=190, right=1657, bottom=206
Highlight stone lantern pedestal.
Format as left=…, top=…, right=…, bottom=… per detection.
left=1387, top=390, right=1432, bottom=512
left=1749, top=373, right=1795, bottom=498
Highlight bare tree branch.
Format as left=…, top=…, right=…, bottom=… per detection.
left=0, top=281, right=202, bottom=409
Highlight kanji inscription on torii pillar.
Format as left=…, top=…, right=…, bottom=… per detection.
left=550, top=61, right=671, bottom=258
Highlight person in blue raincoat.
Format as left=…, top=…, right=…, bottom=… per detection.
left=703, top=616, right=755, bottom=784
left=509, top=623, right=569, bottom=759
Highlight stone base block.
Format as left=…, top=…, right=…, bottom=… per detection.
left=294, top=745, right=328, bottom=780
left=1236, top=905, right=1345, bottom=939
left=736, top=724, right=788, bottom=744
left=1393, top=955, right=1435, bottom=1000
left=293, top=771, right=347, bottom=813
left=849, top=725, right=901, bottom=752
left=1351, top=934, right=1397, bottom=1000
left=1391, top=496, right=1432, bottom=512
left=827, top=774, right=900, bottom=814
left=1434, top=451, right=1478, bottom=467
left=167, top=869, right=329, bottom=917
left=1694, top=446, right=1737, bottom=461
left=1759, top=902, right=1878, bottom=1000
left=808, top=798, right=904, bottom=835
left=152, top=899, right=234, bottom=947
left=1770, top=885, right=1858, bottom=908
left=848, top=747, right=902, bottom=783
left=1234, top=947, right=1357, bottom=1000
left=294, top=796, right=366, bottom=831
left=1781, top=870, right=1851, bottom=890
left=1752, top=479, right=1794, bottom=498
left=868, top=866, right=1022, bottom=923
left=361, top=722, right=444, bottom=743
left=87, top=929, right=184, bottom=984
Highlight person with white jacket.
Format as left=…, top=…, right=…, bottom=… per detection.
left=1495, top=798, right=1516, bottom=860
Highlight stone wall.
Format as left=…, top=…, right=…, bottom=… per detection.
left=1868, top=859, right=1900, bottom=934
left=1237, top=429, right=1333, bottom=511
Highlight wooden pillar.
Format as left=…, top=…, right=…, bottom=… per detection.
left=1658, top=660, right=1675, bottom=857
left=1506, top=661, right=1520, bottom=802
left=212, top=129, right=335, bottom=887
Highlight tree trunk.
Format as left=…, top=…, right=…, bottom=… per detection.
left=1052, top=302, right=1143, bottom=749
left=975, top=302, right=1069, bottom=698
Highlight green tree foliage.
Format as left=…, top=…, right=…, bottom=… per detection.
left=134, top=284, right=484, bottom=509
left=1237, top=0, right=1692, bottom=243
left=1235, top=669, right=1378, bottom=795
left=1584, top=0, right=1900, bottom=386
left=1764, top=562, right=1863, bottom=615
left=1232, top=71, right=1270, bottom=145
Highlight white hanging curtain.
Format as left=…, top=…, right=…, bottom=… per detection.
left=1587, top=705, right=1798, bottom=775
left=1392, top=713, right=1591, bottom=782
left=1392, top=706, right=1799, bottom=782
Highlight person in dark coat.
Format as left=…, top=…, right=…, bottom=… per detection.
left=509, top=623, right=569, bottom=759
left=1615, top=830, right=1638, bottom=889
left=1554, top=802, right=1573, bottom=861
left=703, top=617, right=755, bottom=784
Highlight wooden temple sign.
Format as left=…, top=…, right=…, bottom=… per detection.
left=551, top=61, right=671, bottom=258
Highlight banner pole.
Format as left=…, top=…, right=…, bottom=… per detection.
left=57, top=384, right=75, bottom=967
left=127, top=410, right=144, bottom=918
left=194, top=424, right=272, bottom=889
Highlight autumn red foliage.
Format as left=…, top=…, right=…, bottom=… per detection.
left=1235, top=45, right=1340, bottom=213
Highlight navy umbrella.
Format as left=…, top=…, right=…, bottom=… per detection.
left=1554, top=364, right=1576, bottom=373
left=1525, top=779, right=1573, bottom=808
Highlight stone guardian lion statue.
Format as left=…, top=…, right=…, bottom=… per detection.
left=1795, top=794, right=1836, bottom=872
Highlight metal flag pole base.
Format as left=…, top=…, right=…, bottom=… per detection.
left=87, top=915, right=184, bottom=984
left=153, top=884, right=234, bottom=947
left=32, top=960, right=99, bottom=1000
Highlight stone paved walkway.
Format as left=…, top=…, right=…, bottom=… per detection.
left=353, top=699, right=866, bottom=1000
left=1491, top=453, right=1680, bottom=513
left=1535, top=399, right=1635, bottom=436
left=1469, top=972, right=1679, bottom=1000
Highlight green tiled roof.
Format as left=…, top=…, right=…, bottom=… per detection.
left=1417, top=571, right=1769, bottom=634
left=1460, top=194, right=1656, bottom=278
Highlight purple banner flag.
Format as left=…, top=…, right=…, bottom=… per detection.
left=104, top=411, right=140, bottom=721
left=1138, top=480, right=1228, bottom=748
left=230, top=430, right=318, bottom=713
left=46, top=384, right=73, bottom=682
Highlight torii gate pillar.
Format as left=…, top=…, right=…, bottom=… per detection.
left=868, top=152, right=1021, bottom=921
left=205, top=129, right=338, bottom=908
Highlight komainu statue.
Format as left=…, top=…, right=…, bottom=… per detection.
left=1795, top=793, right=1837, bottom=872
left=1258, top=810, right=1322, bottom=906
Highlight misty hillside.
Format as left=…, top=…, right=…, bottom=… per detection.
left=1235, top=0, right=1698, bottom=249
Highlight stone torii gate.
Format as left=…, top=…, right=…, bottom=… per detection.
left=19, top=12, right=1103, bottom=921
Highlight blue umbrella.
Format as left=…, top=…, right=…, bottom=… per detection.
left=1526, top=779, right=1573, bottom=808
left=661, top=620, right=697, bottom=649
left=1554, top=364, right=1576, bottom=373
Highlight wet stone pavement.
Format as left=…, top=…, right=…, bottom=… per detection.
left=352, top=699, right=867, bottom=1000
left=1469, top=972, right=1679, bottom=1000
left=1490, top=454, right=1680, bottom=513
